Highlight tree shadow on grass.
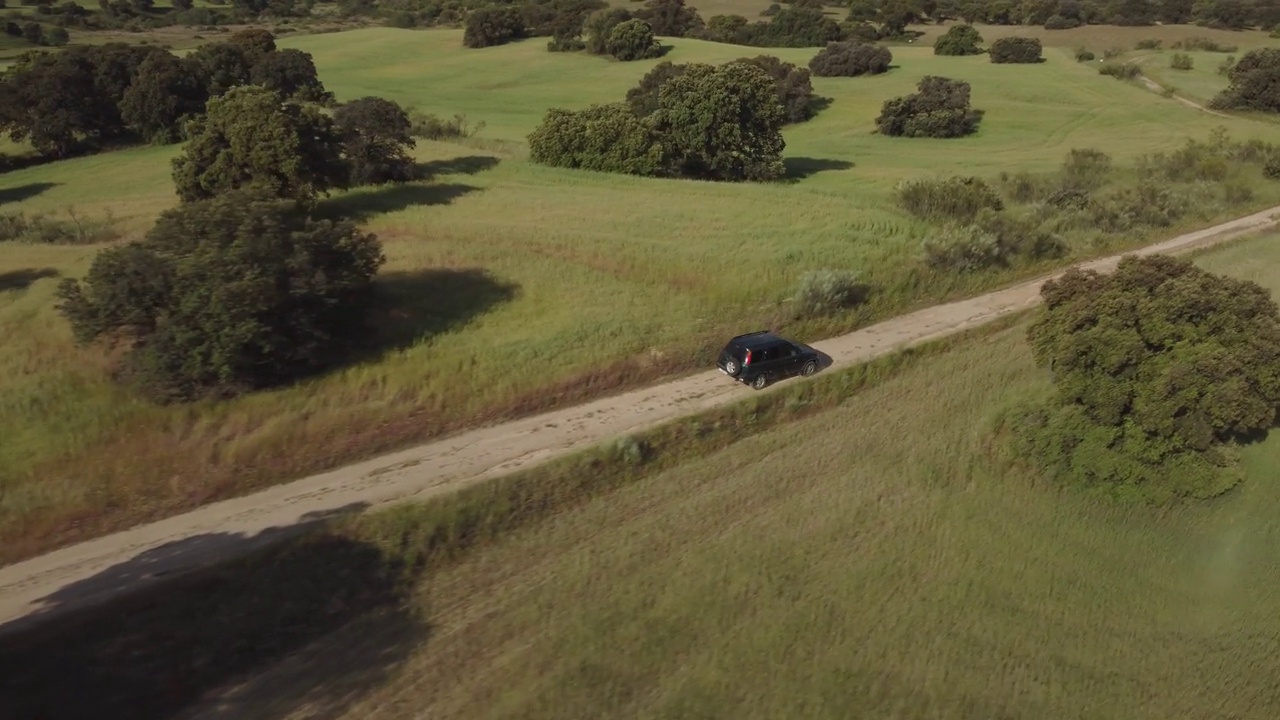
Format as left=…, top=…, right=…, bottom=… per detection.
left=806, top=95, right=834, bottom=118
left=0, top=182, right=59, bottom=206
left=360, top=267, right=521, bottom=358
left=416, top=154, right=501, bottom=179
left=782, top=157, right=855, bottom=181
left=317, top=182, right=481, bottom=223
left=0, top=503, right=430, bottom=720
left=0, top=268, right=58, bottom=292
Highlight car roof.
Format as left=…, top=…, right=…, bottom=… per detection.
left=729, top=331, right=789, bottom=349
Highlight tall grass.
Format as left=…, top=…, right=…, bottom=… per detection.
left=2, top=27, right=1280, bottom=563
left=51, top=229, right=1280, bottom=720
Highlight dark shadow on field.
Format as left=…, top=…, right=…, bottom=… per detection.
left=416, top=154, right=501, bottom=178
left=0, top=182, right=59, bottom=206
left=806, top=95, right=834, bottom=117
left=361, top=267, right=520, bottom=356
left=0, top=268, right=58, bottom=292
left=782, top=156, right=855, bottom=181
left=0, top=502, right=429, bottom=720
left=317, top=182, right=481, bottom=222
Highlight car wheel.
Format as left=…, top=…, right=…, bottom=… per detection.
left=724, top=360, right=739, bottom=376
left=801, top=360, right=817, bottom=377
left=752, top=374, right=768, bottom=390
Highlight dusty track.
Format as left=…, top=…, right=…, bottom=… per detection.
left=1, top=206, right=1278, bottom=637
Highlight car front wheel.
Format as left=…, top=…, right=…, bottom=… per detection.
left=751, top=374, right=768, bottom=390
left=801, top=360, right=817, bottom=377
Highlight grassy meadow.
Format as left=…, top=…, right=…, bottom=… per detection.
left=2, top=24, right=1280, bottom=562
left=7, top=229, right=1280, bottom=720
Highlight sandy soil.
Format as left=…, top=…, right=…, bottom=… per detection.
left=0, top=205, right=1277, bottom=637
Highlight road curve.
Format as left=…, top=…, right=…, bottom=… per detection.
left=1, top=206, right=1278, bottom=637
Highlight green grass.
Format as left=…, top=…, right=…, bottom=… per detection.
left=8, top=229, right=1280, bottom=719
left=1, top=25, right=1280, bottom=563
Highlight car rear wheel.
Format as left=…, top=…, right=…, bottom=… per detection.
left=751, top=374, right=768, bottom=390
left=801, top=360, right=817, bottom=377
left=724, top=360, right=739, bottom=376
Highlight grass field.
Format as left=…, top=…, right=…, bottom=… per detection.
left=7, top=229, right=1280, bottom=720
left=1, top=24, right=1279, bottom=564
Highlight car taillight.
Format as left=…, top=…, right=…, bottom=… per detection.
left=744, top=350, right=752, bottom=365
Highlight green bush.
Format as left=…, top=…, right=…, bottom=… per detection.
left=462, top=5, right=527, bottom=48
left=988, top=36, right=1042, bottom=64
left=527, top=102, right=666, bottom=175
left=792, top=269, right=867, bottom=316
left=876, top=75, right=984, bottom=139
left=1061, top=148, right=1113, bottom=190
left=407, top=110, right=484, bottom=140
left=1170, top=52, right=1193, bottom=70
left=921, top=223, right=1005, bottom=272
left=895, top=175, right=1003, bottom=222
left=1217, top=54, right=1236, bottom=75
left=1015, top=254, right=1280, bottom=503
left=605, top=18, right=661, bottom=60
left=1074, top=47, right=1095, bottom=62
left=933, top=23, right=982, bottom=56
left=1209, top=48, right=1280, bottom=113
left=1099, top=61, right=1141, bottom=79
left=1135, top=38, right=1162, bottom=49
left=1171, top=36, right=1236, bottom=52
left=1043, top=14, right=1081, bottom=29
left=55, top=192, right=385, bottom=402
left=807, top=39, right=892, bottom=76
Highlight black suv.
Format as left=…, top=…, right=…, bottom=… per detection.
left=716, top=330, right=820, bottom=390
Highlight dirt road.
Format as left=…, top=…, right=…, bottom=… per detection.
left=1, top=206, right=1277, bottom=637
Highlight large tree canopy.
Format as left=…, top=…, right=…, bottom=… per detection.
left=1014, top=254, right=1280, bottom=502
left=56, top=192, right=386, bottom=401
left=171, top=85, right=348, bottom=204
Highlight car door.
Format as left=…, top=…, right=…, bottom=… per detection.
left=776, top=342, right=802, bottom=376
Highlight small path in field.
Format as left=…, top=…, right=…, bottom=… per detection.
left=1131, top=54, right=1232, bottom=118
left=1, top=205, right=1279, bottom=637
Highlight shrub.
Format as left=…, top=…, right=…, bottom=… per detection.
left=1103, top=45, right=1126, bottom=59
left=921, top=221, right=1008, bottom=273
left=408, top=110, right=484, bottom=140
left=808, top=40, right=891, bottom=76
left=988, top=36, right=1042, bottom=64
left=875, top=75, right=984, bottom=139
left=895, top=175, right=1003, bottom=222
left=933, top=23, right=982, bottom=55
left=0, top=208, right=118, bottom=245
left=1170, top=52, right=1193, bottom=70
left=1209, top=48, right=1280, bottom=113
left=55, top=192, right=386, bottom=402
left=43, top=25, right=68, bottom=45
left=1171, top=36, right=1236, bottom=52
left=1016, top=255, right=1280, bottom=502
left=631, top=0, right=702, bottom=37
left=1099, top=61, right=1141, bottom=79
left=1135, top=38, right=1162, bottom=49
left=1061, top=148, right=1113, bottom=190
left=584, top=7, right=632, bottom=54
left=792, top=269, right=867, bottom=316
left=463, top=5, right=527, bottom=48
left=1074, top=47, right=1095, bottom=62
left=1217, top=54, right=1236, bottom=76
left=840, top=20, right=878, bottom=42
left=527, top=102, right=666, bottom=175
left=605, top=17, right=661, bottom=60
left=1043, top=14, right=1081, bottom=29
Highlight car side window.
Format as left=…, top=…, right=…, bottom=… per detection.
left=777, top=344, right=793, bottom=358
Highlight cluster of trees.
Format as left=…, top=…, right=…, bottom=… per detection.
left=529, top=60, right=789, bottom=181
left=4, top=19, right=71, bottom=47
left=881, top=0, right=1280, bottom=30
left=808, top=39, right=893, bottom=76
left=1013, top=254, right=1280, bottom=503
left=51, top=33, right=426, bottom=402
left=933, top=22, right=983, bottom=54
left=1210, top=48, right=1280, bottom=113
left=0, top=30, right=332, bottom=158
left=875, top=75, right=985, bottom=138
left=1, top=0, right=306, bottom=35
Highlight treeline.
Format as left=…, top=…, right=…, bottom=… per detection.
left=0, top=0, right=315, bottom=37
left=445, top=0, right=1280, bottom=54
left=0, top=29, right=331, bottom=158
